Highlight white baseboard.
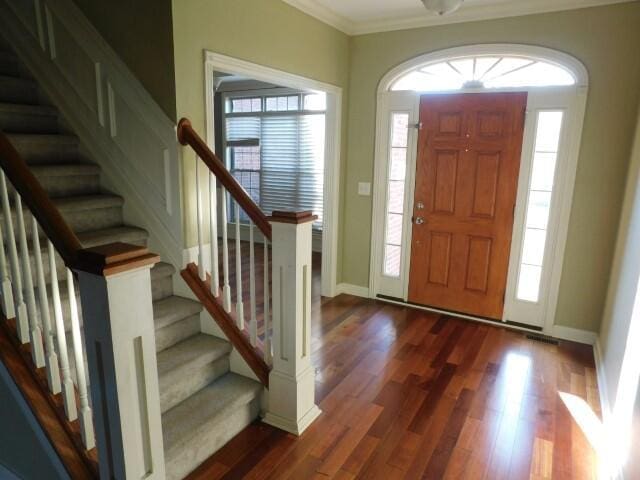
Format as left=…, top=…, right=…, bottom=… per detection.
left=551, top=325, right=598, bottom=345
left=336, top=282, right=370, bottom=298
left=593, top=339, right=626, bottom=480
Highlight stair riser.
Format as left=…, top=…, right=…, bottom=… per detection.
left=8, top=140, right=80, bottom=164
left=0, top=112, right=58, bottom=133
left=152, top=275, right=173, bottom=302
left=0, top=206, right=123, bottom=239
left=0, top=80, right=38, bottom=104
left=160, top=355, right=230, bottom=414
left=7, top=174, right=101, bottom=198
left=165, top=398, right=260, bottom=480
left=155, top=314, right=200, bottom=353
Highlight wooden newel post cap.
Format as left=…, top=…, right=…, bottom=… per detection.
left=268, top=210, right=318, bottom=224
left=76, top=242, right=161, bottom=276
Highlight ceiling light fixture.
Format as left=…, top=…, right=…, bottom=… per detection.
left=421, top=0, right=464, bottom=15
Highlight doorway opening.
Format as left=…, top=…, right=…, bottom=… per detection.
left=370, top=44, right=588, bottom=334
left=204, top=52, right=342, bottom=299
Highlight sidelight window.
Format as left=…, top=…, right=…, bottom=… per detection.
left=516, top=111, right=564, bottom=302
left=383, top=112, right=410, bottom=277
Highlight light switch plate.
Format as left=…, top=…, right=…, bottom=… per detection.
left=358, top=182, right=371, bottom=196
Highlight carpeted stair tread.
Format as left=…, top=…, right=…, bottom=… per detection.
left=157, top=334, right=232, bottom=412
left=162, top=373, right=262, bottom=479
left=153, top=296, right=202, bottom=331
left=157, top=334, right=230, bottom=379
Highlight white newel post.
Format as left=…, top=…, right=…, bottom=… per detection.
left=263, top=210, right=321, bottom=435
left=75, top=243, right=166, bottom=480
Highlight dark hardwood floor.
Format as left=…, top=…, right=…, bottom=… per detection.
left=188, top=253, right=601, bottom=479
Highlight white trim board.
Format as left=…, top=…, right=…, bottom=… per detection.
left=282, top=0, right=635, bottom=35
left=336, top=282, right=370, bottom=298
left=204, top=50, right=342, bottom=298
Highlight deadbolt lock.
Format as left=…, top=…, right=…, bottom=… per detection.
left=416, top=201, right=424, bottom=210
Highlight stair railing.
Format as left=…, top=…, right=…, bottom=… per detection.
left=177, top=118, right=321, bottom=435
left=0, top=132, right=166, bottom=479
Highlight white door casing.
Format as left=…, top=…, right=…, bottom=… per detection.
left=369, top=44, right=588, bottom=334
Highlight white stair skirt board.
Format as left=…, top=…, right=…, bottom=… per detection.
left=0, top=0, right=183, bottom=268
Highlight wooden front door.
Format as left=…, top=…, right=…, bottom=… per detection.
left=408, top=92, right=527, bottom=319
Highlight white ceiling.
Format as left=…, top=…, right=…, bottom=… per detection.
left=281, top=0, right=634, bottom=35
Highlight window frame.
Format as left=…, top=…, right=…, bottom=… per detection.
left=220, top=87, right=327, bottom=230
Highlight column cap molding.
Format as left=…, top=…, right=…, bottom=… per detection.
left=268, top=210, right=318, bottom=225
left=76, top=242, right=160, bottom=277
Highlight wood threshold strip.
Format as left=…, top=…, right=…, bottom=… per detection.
left=177, top=118, right=272, bottom=240
left=0, top=318, right=97, bottom=479
left=181, top=262, right=270, bottom=387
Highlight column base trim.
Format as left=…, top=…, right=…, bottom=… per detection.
left=263, top=405, right=322, bottom=436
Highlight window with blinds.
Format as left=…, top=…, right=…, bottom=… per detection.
left=224, top=91, right=326, bottom=229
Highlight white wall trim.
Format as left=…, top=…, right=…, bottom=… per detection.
left=282, top=0, right=634, bottom=35
left=0, top=0, right=183, bottom=268
left=336, top=282, right=370, bottom=298
left=203, top=50, right=341, bottom=298
left=551, top=325, right=598, bottom=345
left=378, top=44, right=589, bottom=91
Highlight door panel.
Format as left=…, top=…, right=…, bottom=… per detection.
left=408, top=93, right=527, bottom=319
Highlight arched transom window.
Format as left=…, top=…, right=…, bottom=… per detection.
left=390, top=55, right=576, bottom=92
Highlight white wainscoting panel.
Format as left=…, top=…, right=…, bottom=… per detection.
left=0, top=0, right=183, bottom=266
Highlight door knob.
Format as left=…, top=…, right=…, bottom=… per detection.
left=414, top=216, right=425, bottom=225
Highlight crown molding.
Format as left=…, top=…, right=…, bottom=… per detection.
left=281, top=0, right=354, bottom=34
left=282, top=0, right=636, bottom=36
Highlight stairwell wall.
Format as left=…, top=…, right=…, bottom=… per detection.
left=72, top=0, right=177, bottom=121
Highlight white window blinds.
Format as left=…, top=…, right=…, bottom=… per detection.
left=224, top=92, right=325, bottom=229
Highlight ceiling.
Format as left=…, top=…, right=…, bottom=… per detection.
left=281, top=0, right=634, bottom=35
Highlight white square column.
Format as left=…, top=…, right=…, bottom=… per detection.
left=263, top=211, right=321, bottom=435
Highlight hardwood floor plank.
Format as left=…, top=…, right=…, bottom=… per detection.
left=188, top=259, right=601, bottom=480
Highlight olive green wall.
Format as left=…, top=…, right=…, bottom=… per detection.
left=73, top=0, right=177, bottom=120
left=344, top=2, right=640, bottom=332
left=172, top=0, right=350, bottom=264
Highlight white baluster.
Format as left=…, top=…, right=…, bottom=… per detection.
left=195, top=157, right=205, bottom=280
left=32, top=218, right=60, bottom=393
left=66, top=268, right=95, bottom=449
left=249, top=222, right=257, bottom=346
left=0, top=202, right=13, bottom=318
left=15, top=196, right=44, bottom=367
left=209, top=173, right=219, bottom=296
left=263, top=238, right=271, bottom=365
left=49, top=242, right=76, bottom=417
left=220, top=189, right=231, bottom=312
left=0, top=172, right=27, bottom=341
left=235, top=202, right=244, bottom=330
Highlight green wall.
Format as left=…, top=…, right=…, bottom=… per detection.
left=344, top=2, right=640, bottom=332
left=73, top=0, right=177, bottom=120
left=172, top=0, right=350, bottom=262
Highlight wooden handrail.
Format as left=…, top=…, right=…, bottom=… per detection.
left=177, top=118, right=272, bottom=240
left=0, top=132, right=82, bottom=268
